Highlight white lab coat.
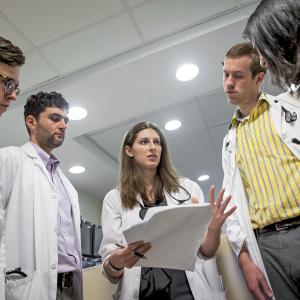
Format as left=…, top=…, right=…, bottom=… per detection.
left=222, top=92, right=300, bottom=300
left=0, top=142, right=83, bottom=300
left=100, top=177, right=227, bottom=300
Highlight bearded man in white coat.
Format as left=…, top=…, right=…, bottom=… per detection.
left=0, top=91, right=83, bottom=300
left=0, top=36, right=25, bottom=300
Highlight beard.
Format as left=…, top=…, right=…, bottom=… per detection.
left=35, top=125, right=65, bottom=150
left=46, top=133, right=64, bottom=148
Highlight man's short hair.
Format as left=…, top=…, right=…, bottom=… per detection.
left=0, top=36, right=25, bottom=66
left=225, top=42, right=266, bottom=77
left=24, top=91, right=69, bottom=135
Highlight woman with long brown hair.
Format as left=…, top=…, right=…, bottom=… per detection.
left=100, top=122, right=235, bottom=300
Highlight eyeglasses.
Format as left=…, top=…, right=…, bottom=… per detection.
left=0, top=74, right=20, bottom=96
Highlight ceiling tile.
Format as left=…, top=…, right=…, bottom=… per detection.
left=209, top=123, right=230, bottom=151
left=168, top=130, right=217, bottom=176
left=196, top=164, right=224, bottom=201
left=132, top=0, right=236, bottom=40
left=197, top=91, right=235, bottom=128
left=0, top=0, right=124, bottom=45
left=19, top=50, right=58, bottom=92
left=134, top=101, right=207, bottom=141
left=55, top=138, right=118, bottom=200
left=0, top=17, right=32, bottom=52
left=126, top=0, right=148, bottom=6
left=40, top=13, right=142, bottom=74
left=239, top=0, right=259, bottom=4
left=89, top=121, right=135, bottom=160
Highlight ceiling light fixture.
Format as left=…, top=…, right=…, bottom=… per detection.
left=176, top=64, right=199, bottom=81
left=165, top=120, right=182, bottom=131
left=68, top=106, right=87, bottom=120
left=197, top=175, right=209, bottom=182
left=69, top=165, right=86, bottom=174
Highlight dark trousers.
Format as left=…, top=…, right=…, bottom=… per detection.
left=257, top=225, right=300, bottom=300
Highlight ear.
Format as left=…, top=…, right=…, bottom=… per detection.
left=256, top=72, right=265, bottom=86
left=25, top=115, right=37, bottom=133
left=124, top=146, right=133, bottom=158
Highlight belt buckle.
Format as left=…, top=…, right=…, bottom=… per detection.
left=275, top=222, right=289, bottom=231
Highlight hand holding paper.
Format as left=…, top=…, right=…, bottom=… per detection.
left=123, top=204, right=211, bottom=271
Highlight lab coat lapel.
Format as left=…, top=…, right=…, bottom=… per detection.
left=22, top=142, right=55, bottom=190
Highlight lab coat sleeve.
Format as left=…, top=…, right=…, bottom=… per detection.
left=99, top=189, right=124, bottom=283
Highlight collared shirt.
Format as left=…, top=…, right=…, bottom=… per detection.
left=232, top=93, right=300, bottom=229
left=31, top=143, right=81, bottom=272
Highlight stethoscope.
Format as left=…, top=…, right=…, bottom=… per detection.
left=138, top=185, right=191, bottom=220
left=282, top=106, right=297, bottom=123
left=281, top=106, right=300, bottom=144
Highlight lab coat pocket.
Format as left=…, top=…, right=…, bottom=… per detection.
left=5, top=271, right=37, bottom=300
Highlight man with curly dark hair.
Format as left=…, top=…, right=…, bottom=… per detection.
left=1, top=92, right=83, bottom=300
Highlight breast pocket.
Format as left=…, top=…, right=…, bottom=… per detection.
left=5, top=271, right=37, bottom=300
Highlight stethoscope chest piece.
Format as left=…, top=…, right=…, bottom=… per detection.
left=282, top=106, right=297, bottom=123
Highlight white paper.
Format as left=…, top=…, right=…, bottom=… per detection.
left=123, top=204, right=211, bottom=271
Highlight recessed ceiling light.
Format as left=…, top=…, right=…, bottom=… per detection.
left=69, top=165, right=86, bottom=174
left=165, top=120, right=182, bottom=131
left=176, top=64, right=199, bottom=81
left=68, top=106, right=87, bottom=120
left=197, top=175, right=209, bottom=182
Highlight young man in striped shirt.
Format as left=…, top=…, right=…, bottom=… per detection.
left=222, top=41, right=300, bottom=300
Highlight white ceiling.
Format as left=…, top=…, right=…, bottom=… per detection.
left=0, top=0, right=283, bottom=201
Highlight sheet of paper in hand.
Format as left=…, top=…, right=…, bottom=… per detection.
left=123, top=204, right=211, bottom=271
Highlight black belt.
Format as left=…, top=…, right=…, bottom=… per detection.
left=57, top=272, right=73, bottom=291
left=254, top=215, right=300, bottom=235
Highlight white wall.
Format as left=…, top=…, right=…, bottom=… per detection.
left=78, top=190, right=102, bottom=224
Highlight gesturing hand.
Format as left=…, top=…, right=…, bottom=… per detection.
left=208, top=185, right=236, bottom=231
left=199, top=186, right=236, bottom=257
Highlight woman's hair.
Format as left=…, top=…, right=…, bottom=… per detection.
left=243, top=0, right=300, bottom=96
left=119, top=122, right=180, bottom=209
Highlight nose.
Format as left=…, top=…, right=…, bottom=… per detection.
left=7, top=90, right=17, bottom=102
left=59, top=118, right=68, bottom=129
left=225, top=75, right=234, bottom=89
left=149, top=142, right=157, bottom=150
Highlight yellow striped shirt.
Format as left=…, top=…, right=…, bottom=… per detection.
left=233, top=93, right=300, bottom=229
